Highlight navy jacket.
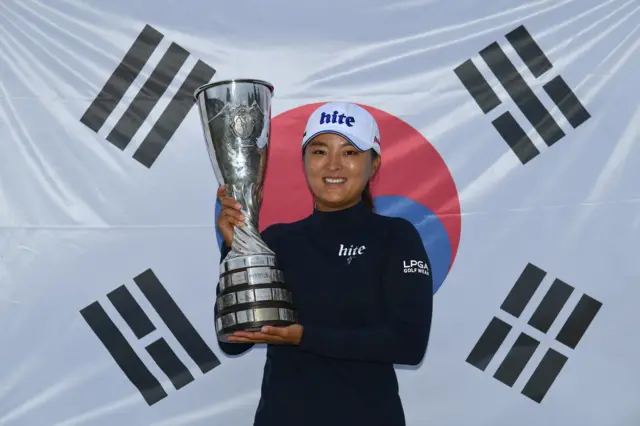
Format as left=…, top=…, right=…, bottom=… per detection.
left=216, top=200, right=433, bottom=426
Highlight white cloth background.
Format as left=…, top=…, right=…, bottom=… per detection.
left=1, top=0, right=639, bottom=425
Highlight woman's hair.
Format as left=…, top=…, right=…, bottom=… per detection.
left=362, top=181, right=375, bottom=211
left=362, top=151, right=379, bottom=212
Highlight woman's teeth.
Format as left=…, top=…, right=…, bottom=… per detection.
left=324, top=177, right=346, bottom=183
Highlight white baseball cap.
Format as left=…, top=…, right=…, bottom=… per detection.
left=301, top=102, right=381, bottom=155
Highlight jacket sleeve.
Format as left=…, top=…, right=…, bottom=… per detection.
left=215, top=224, right=281, bottom=356
left=297, top=218, right=433, bottom=365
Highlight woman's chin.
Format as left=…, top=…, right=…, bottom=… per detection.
left=316, top=193, right=361, bottom=209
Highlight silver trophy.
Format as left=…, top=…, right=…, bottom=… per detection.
left=194, top=79, right=297, bottom=342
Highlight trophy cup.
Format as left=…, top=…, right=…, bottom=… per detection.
left=194, top=79, right=297, bottom=342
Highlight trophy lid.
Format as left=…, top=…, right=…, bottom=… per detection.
left=193, top=79, right=275, bottom=100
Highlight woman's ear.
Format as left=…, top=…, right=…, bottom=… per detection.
left=372, top=155, right=381, bottom=177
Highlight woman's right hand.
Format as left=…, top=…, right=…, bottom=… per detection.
left=217, top=185, right=245, bottom=248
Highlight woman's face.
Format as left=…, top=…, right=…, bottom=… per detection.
left=303, top=133, right=380, bottom=211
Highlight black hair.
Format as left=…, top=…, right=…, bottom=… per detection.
left=362, top=150, right=379, bottom=211
left=362, top=181, right=374, bottom=211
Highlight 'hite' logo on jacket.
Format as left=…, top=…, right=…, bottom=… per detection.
left=320, top=111, right=355, bottom=127
left=403, top=260, right=430, bottom=275
left=339, top=244, right=365, bottom=264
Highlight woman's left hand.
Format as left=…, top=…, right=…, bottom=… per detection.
left=227, top=324, right=303, bottom=345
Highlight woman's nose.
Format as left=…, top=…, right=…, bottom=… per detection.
left=327, top=153, right=343, bottom=170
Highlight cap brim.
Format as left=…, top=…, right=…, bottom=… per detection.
left=302, top=130, right=380, bottom=154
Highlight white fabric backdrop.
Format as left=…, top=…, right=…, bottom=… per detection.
left=1, top=0, right=639, bottom=425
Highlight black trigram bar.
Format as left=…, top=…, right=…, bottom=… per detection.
left=146, top=338, right=195, bottom=390
left=505, top=26, right=590, bottom=129
left=466, top=317, right=512, bottom=371
left=106, top=42, right=190, bottom=150
left=492, top=112, right=540, bottom=164
left=133, top=269, right=221, bottom=373
left=80, top=24, right=217, bottom=168
left=455, top=26, right=591, bottom=165
left=132, top=59, right=215, bottom=168
left=555, top=294, right=602, bottom=349
left=527, top=278, right=574, bottom=334
left=80, top=25, right=164, bottom=133
left=543, top=76, right=591, bottom=128
left=108, top=284, right=196, bottom=391
left=107, top=285, right=156, bottom=339
left=521, top=348, right=568, bottom=403
left=505, top=25, right=553, bottom=78
left=479, top=42, right=565, bottom=147
left=500, top=263, right=547, bottom=318
left=80, top=301, right=167, bottom=406
left=493, top=332, right=540, bottom=387
left=454, top=59, right=502, bottom=114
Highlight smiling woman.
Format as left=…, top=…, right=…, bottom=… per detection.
left=301, top=107, right=381, bottom=212
left=215, top=101, right=433, bottom=426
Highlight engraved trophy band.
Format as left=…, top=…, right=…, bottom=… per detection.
left=194, top=79, right=297, bottom=342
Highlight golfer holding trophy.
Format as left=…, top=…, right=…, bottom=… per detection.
left=193, top=78, right=432, bottom=426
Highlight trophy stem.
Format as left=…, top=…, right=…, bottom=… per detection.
left=224, top=181, right=273, bottom=258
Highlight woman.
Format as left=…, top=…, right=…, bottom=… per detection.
left=216, top=101, right=433, bottom=426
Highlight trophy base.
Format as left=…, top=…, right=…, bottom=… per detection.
left=215, top=252, right=297, bottom=343
left=216, top=308, right=298, bottom=343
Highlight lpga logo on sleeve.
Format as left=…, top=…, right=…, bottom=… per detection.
left=403, top=260, right=430, bottom=276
